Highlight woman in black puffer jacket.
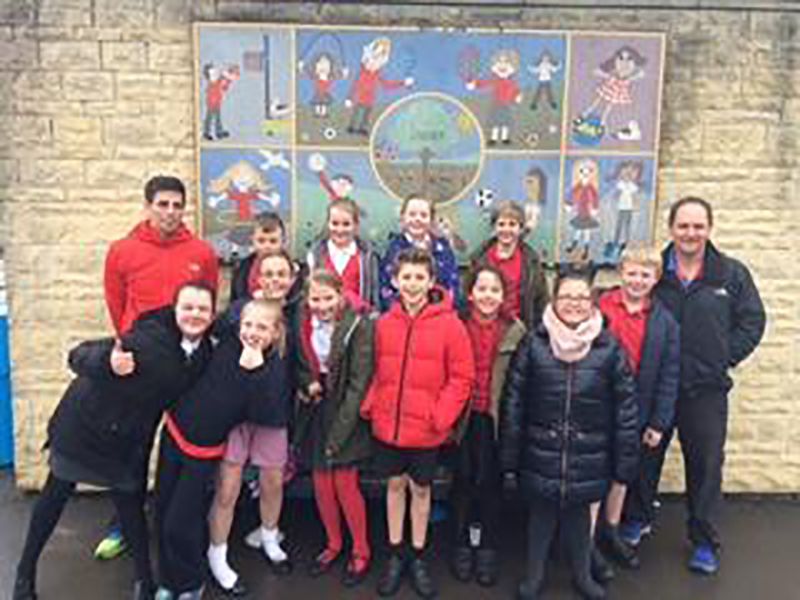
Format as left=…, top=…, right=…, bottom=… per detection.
left=500, top=272, right=638, bottom=600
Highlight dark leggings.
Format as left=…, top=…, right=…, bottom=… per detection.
left=525, top=498, right=592, bottom=586
left=452, top=414, right=500, bottom=548
left=16, top=472, right=152, bottom=586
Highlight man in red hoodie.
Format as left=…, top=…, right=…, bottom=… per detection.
left=95, top=175, right=219, bottom=561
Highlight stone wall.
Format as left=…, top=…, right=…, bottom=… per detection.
left=1, top=1, right=798, bottom=490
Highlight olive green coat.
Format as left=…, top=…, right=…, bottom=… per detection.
left=295, top=306, right=375, bottom=469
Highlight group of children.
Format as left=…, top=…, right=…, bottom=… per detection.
left=16, top=192, right=679, bottom=600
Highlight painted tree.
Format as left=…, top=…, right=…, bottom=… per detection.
left=387, top=98, right=460, bottom=197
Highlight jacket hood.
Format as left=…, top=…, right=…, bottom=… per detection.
left=387, top=286, right=453, bottom=321
left=129, top=221, right=194, bottom=247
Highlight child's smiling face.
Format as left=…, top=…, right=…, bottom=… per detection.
left=308, top=281, right=342, bottom=323
left=470, top=270, right=505, bottom=320
left=614, top=51, right=638, bottom=78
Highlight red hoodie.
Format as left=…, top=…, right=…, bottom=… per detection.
left=361, top=292, right=475, bottom=449
left=104, top=221, right=219, bottom=334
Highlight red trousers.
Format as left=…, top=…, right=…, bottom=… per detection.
left=312, top=467, right=370, bottom=560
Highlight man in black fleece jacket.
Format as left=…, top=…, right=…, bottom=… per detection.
left=654, top=197, right=765, bottom=576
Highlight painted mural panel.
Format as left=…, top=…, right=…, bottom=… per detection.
left=196, top=24, right=664, bottom=265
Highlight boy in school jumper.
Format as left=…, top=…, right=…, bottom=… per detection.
left=306, top=197, right=381, bottom=312
left=470, top=200, right=549, bottom=328
left=379, top=196, right=460, bottom=311
left=156, top=299, right=289, bottom=599
left=207, top=249, right=299, bottom=593
left=229, top=211, right=306, bottom=304
left=295, top=270, right=375, bottom=586
left=362, top=247, right=475, bottom=599
left=450, top=265, right=527, bottom=588
left=595, top=247, right=679, bottom=571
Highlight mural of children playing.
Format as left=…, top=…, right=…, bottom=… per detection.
left=308, top=153, right=355, bottom=202
left=565, top=159, right=600, bottom=259
left=208, top=160, right=279, bottom=221
left=573, top=45, right=646, bottom=142
left=299, top=52, right=349, bottom=118
left=203, top=63, right=240, bottom=141
left=528, top=51, right=561, bottom=111
left=466, top=49, right=523, bottom=145
left=603, top=160, right=645, bottom=260
left=345, top=37, right=414, bottom=136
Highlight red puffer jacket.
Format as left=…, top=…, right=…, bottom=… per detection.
left=361, top=292, right=475, bottom=449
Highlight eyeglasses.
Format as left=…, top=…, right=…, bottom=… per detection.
left=556, top=295, right=592, bottom=304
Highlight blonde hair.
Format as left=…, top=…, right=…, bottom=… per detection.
left=619, top=245, right=663, bottom=279
left=240, top=298, right=286, bottom=357
left=208, top=161, right=272, bottom=195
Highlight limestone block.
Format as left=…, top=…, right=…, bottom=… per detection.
left=62, top=71, right=114, bottom=101
left=53, top=116, right=103, bottom=147
left=85, top=159, right=150, bottom=187
left=116, top=72, right=162, bottom=102
left=38, top=0, right=93, bottom=27
left=154, top=102, right=193, bottom=146
left=0, top=116, right=50, bottom=154
left=0, top=39, right=37, bottom=68
left=12, top=72, right=62, bottom=101
left=149, top=43, right=191, bottom=73
left=702, top=121, right=769, bottom=158
left=101, top=41, right=149, bottom=70
left=82, top=101, right=147, bottom=116
left=18, top=159, right=83, bottom=187
left=104, top=116, right=158, bottom=147
left=0, top=186, right=65, bottom=204
left=41, top=41, right=100, bottom=70
left=95, top=0, right=154, bottom=28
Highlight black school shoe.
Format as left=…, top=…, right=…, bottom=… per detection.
left=590, top=546, right=615, bottom=584
left=474, top=547, right=498, bottom=587
left=12, top=576, right=37, bottom=600
left=573, top=573, right=607, bottom=600
left=208, top=575, right=248, bottom=598
left=377, top=552, right=406, bottom=597
left=450, top=545, right=473, bottom=582
left=409, top=556, right=437, bottom=599
left=599, top=525, right=640, bottom=569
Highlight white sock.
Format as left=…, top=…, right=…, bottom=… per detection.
left=260, top=526, right=287, bottom=563
left=207, top=543, right=238, bottom=590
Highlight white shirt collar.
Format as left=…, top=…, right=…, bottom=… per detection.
left=180, top=337, right=200, bottom=358
left=327, top=239, right=358, bottom=274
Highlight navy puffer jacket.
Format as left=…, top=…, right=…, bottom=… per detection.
left=499, top=324, right=639, bottom=504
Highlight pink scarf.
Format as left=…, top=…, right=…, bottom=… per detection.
left=542, top=303, right=603, bottom=363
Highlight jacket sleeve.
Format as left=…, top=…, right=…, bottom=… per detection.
left=245, top=352, right=289, bottom=424
left=610, top=345, right=640, bottom=484
left=499, top=335, right=530, bottom=474
left=229, top=256, right=250, bottom=304
left=365, top=248, right=382, bottom=312
left=649, top=314, right=680, bottom=432
left=729, top=262, right=766, bottom=367
left=432, top=318, right=475, bottom=434
left=103, top=245, right=125, bottom=335
left=327, top=318, right=375, bottom=452
left=529, top=256, right=549, bottom=326
left=378, top=241, right=398, bottom=312
left=68, top=338, right=116, bottom=380
left=202, top=248, right=220, bottom=295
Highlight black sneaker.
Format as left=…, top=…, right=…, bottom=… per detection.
left=377, top=552, right=406, bottom=597
left=516, top=577, right=542, bottom=600
left=13, top=576, right=37, bottom=600
left=474, top=548, right=498, bottom=587
left=408, top=556, right=437, bottom=599
left=450, top=546, right=473, bottom=582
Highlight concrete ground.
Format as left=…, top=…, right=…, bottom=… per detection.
left=2, top=469, right=799, bottom=600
